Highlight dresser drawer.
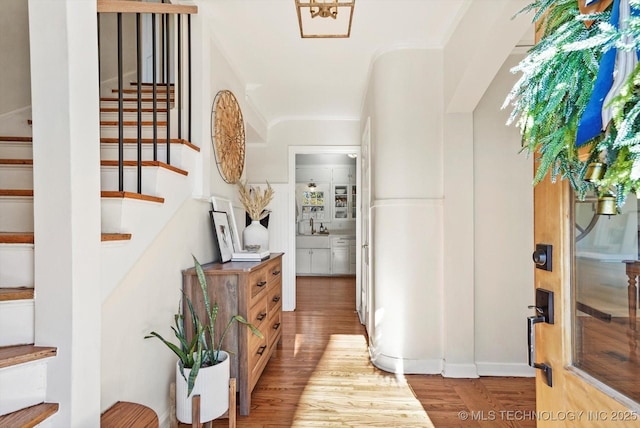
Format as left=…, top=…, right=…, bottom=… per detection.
left=268, top=310, right=282, bottom=349
left=248, top=268, right=269, bottom=301
left=267, top=280, right=282, bottom=313
left=248, top=334, right=269, bottom=389
left=248, top=297, right=268, bottom=330
left=266, top=258, right=282, bottom=282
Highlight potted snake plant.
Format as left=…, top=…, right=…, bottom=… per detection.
left=145, top=255, right=263, bottom=424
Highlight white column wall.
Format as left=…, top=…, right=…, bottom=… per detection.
left=29, top=1, right=102, bottom=426
left=361, top=47, right=533, bottom=376
left=365, top=49, right=445, bottom=373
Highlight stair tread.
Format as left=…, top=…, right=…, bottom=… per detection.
left=0, top=402, right=59, bottom=428
left=112, top=88, right=174, bottom=94
left=101, top=191, right=165, bottom=204
left=100, top=120, right=167, bottom=126
left=100, top=160, right=189, bottom=176
left=100, top=107, right=168, bottom=113
left=0, top=136, right=32, bottom=142
left=0, top=136, right=199, bottom=153
left=0, top=159, right=33, bottom=165
left=130, top=81, right=174, bottom=87
left=0, top=233, right=34, bottom=244
left=0, top=287, right=34, bottom=301
left=0, top=344, right=57, bottom=369
left=0, top=232, right=132, bottom=243
left=101, top=233, right=132, bottom=242
left=100, top=137, right=200, bottom=152
left=100, top=97, right=173, bottom=102
left=0, top=189, right=33, bottom=197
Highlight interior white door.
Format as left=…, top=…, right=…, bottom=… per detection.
left=359, top=119, right=371, bottom=326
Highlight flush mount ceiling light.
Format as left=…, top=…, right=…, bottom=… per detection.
left=295, top=0, right=355, bottom=39
left=308, top=181, right=317, bottom=190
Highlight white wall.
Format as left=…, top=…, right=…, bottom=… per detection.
left=0, top=0, right=31, bottom=116
left=98, top=12, right=137, bottom=95
left=245, top=119, right=360, bottom=184
left=473, top=54, right=534, bottom=376
left=101, top=198, right=216, bottom=424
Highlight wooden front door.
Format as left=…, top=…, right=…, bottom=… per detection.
left=533, top=173, right=640, bottom=426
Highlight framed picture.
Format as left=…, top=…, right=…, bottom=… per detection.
left=210, top=210, right=233, bottom=263
left=211, top=195, right=241, bottom=252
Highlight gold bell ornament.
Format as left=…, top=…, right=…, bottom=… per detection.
left=596, top=194, right=617, bottom=216
left=584, top=162, right=606, bottom=182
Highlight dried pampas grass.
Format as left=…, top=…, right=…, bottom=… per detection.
left=237, top=180, right=274, bottom=221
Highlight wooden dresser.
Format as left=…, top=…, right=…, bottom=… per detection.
left=182, top=253, right=283, bottom=416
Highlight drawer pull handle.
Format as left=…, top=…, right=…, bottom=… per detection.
left=272, top=296, right=281, bottom=303
left=256, top=280, right=267, bottom=287
left=273, top=322, right=281, bottom=330
left=272, top=270, right=281, bottom=276
left=257, top=345, right=267, bottom=356
left=256, top=312, right=267, bottom=321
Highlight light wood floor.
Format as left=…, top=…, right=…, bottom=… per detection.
left=227, top=276, right=535, bottom=427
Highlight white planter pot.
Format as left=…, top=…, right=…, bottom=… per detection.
left=175, top=351, right=230, bottom=424
left=243, top=220, right=269, bottom=251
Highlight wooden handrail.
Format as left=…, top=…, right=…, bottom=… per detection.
left=97, top=0, right=197, bottom=15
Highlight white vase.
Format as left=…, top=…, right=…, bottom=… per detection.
left=175, top=351, right=230, bottom=424
left=243, top=220, right=269, bottom=251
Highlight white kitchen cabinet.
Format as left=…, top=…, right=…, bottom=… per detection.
left=349, top=239, right=356, bottom=274
left=332, top=166, right=354, bottom=184
left=331, top=238, right=350, bottom=274
left=296, top=166, right=331, bottom=183
left=296, top=248, right=331, bottom=275
left=333, top=184, right=356, bottom=221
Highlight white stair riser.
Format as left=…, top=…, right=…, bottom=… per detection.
left=101, top=197, right=165, bottom=233
left=0, top=300, right=34, bottom=347
left=0, top=165, right=33, bottom=189
left=0, top=244, right=33, bottom=287
left=100, top=125, right=169, bottom=139
left=100, top=144, right=185, bottom=168
left=101, top=168, right=188, bottom=234
left=0, top=360, right=48, bottom=416
left=100, top=166, right=161, bottom=195
left=0, top=142, right=33, bottom=160
left=100, top=111, right=167, bottom=122
left=0, top=197, right=34, bottom=232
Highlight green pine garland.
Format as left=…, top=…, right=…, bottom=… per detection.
left=504, top=0, right=640, bottom=208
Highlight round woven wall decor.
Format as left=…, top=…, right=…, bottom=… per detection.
left=211, top=90, right=245, bottom=183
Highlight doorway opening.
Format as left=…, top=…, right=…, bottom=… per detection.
left=287, top=146, right=362, bottom=316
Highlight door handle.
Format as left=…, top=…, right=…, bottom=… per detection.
left=526, top=288, right=554, bottom=387
left=527, top=315, right=553, bottom=387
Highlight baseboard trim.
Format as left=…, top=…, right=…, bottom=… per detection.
left=369, top=347, right=443, bottom=374
left=442, top=362, right=479, bottom=378
left=476, top=362, right=536, bottom=377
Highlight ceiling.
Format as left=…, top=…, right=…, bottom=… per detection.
left=199, top=0, right=533, bottom=130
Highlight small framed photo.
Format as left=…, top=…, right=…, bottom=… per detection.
left=210, top=210, right=233, bottom=263
left=211, top=195, right=241, bottom=252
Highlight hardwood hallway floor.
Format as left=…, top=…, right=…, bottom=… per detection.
left=231, top=276, right=535, bottom=428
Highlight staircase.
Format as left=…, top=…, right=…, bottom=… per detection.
left=0, top=80, right=199, bottom=425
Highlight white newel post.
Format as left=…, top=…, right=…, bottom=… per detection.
left=29, top=1, right=102, bottom=426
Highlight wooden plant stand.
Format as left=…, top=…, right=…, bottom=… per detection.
left=170, top=378, right=236, bottom=428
